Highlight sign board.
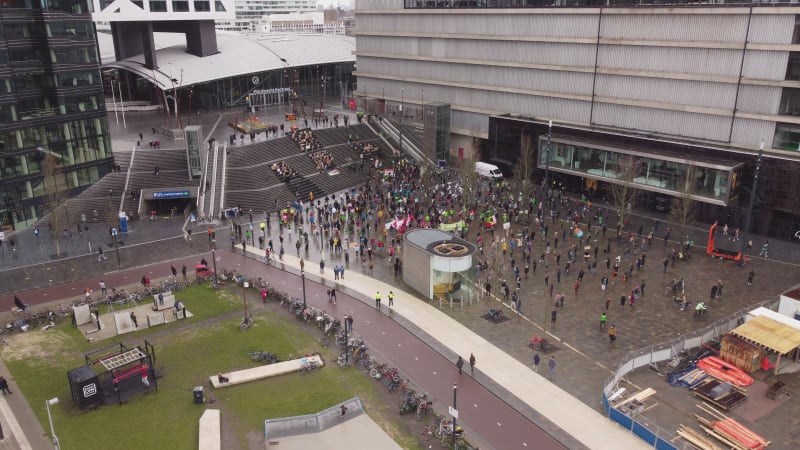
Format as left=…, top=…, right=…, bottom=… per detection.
left=285, top=113, right=297, bottom=121
left=153, top=190, right=191, bottom=199
left=449, top=406, right=458, bottom=419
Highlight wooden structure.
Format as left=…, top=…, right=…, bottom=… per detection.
left=729, top=316, right=800, bottom=375
left=720, top=334, right=763, bottom=374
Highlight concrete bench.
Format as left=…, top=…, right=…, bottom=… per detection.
left=210, top=355, right=324, bottom=388
left=152, top=293, right=175, bottom=311
left=198, top=409, right=220, bottom=450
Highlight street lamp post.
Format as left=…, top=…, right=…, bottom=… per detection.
left=739, top=141, right=764, bottom=266
left=212, top=248, right=218, bottom=285
left=451, top=383, right=458, bottom=448
left=301, top=269, right=307, bottom=310
left=543, top=119, right=552, bottom=192
left=111, top=227, right=120, bottom=267
left=242, top=281, right=249, bottom=323
left=399, top=88, right=404, bottom=153
left=46, top=397, right=60, bottom=449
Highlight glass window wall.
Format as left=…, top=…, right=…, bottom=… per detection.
left=540, top=140, right=733, bottom=202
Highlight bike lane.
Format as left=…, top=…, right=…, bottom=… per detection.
left=3, top=249, right=567, bottom=450
left=214, top=251, right=568, bottom=450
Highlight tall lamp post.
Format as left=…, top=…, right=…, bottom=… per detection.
left=242, top=281, right=250, bottom=323
left=111, top=227, right=121, bottom=267
left=301, top=269, right=307, bottom=309
left=211, top=248, right=218, bottom=285
left=46, top=397, right=60, bottom=449
left=399, top=88, right=404, bottom=153
left=451, top=383, right=458, bottom=448
left=543, top=119, right=552, bottom=192
left=738, top=141, right=764, bottom=266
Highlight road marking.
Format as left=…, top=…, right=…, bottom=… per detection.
left=381, top=331, right=386, bottom=335
left=497, top=422, right=502, bottom=427
left=473, top=403, right=478, bottom=408
left=523, top=443, right=528, bottom=447
left=432, top=371, right=437, bottom=375
left=0, top=394, right=30, bottom=448
left=397, top=344, right=402, bottom=348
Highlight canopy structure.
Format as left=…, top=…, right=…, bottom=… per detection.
left=731, top=316, right=800, bottom=355
left=730, top=316, right=800, bottom=374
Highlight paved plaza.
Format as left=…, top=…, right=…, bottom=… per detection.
left=1, top=106, right=800, bottom=449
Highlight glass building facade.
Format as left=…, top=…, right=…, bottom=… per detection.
left=0, top=0, right=112, bottom=230
left=489, top=115, right=800, bottom=241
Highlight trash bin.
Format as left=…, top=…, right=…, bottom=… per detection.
left=193, top=386, right=204, bottom=404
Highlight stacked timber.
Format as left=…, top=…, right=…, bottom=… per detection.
left=697, top=356, right=754, bottom=387
left=694, top=404, right=770, bottom=450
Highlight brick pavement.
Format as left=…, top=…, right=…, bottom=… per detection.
left=3, top=105, right=800, bottom=447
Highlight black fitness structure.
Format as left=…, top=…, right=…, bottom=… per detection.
left=68, top=340, right=158, bottom=409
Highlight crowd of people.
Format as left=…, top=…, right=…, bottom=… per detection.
left=289, top=128, right=321, bottom=152
left=309, top=150, right=335, bottom=172
left=351, top=140, right=381, bottom=159
left=270, top=161, right=298, bottom=181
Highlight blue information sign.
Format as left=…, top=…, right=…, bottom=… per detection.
left=153, top=190, right=191, bottom=199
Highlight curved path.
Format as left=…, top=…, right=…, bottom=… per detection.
left=3, top=250, right=569, bottom=450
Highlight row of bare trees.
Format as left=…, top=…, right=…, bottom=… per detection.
left=453, top=134, right=698, bottom=240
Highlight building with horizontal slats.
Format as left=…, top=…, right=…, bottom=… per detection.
left=354, top=1, right=800, bottom=240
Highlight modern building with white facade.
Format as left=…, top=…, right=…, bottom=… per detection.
left=216, top=0, right=318, bottom=31
left=353, top=1, right=800, bottom=240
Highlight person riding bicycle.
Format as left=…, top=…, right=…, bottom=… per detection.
left=694, top=302, right=708, bottom=317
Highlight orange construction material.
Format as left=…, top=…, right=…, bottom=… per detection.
left=697, top=356, right=754, bottom=387
left=713, top=418, right=768, bottom=450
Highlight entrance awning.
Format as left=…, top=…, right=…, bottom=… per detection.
left=730, top=316, right=800, bottom=355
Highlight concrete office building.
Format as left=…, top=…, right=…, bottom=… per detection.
left=354, top=1, right=800, bottom=240
left=0, top=0, right=113, bottom=231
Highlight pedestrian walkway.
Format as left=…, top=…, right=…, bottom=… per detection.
left=243, top=246, right=648, bottom=449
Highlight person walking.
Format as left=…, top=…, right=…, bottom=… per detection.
left=97, top=246, right=106, bottom=262
left=469, top=353, right=476, bottom=375
left=130, top=311, right=138, bottom=329
left=662, top=257, right=669, bottom=273
left=0, top=376, right=12, bottom=395
left=456, top=356, right=464, bottom=375
left=375, top=291, right=381, bottom=310
left=608, top=325, right=617, bottom=344
left=99, top=280, right=107, bottom=296
left=710, top=283, right=719, bottom=300
left=346, top=314, right=354, bottom=331
left=533, top=353, right=541, bottom=372
left=604, top=297, right=611, bottom=311
left=600, top=312, right=607, bottom=329
left=747, top=270, right=755, bottom=287
left=550, top=308, right=557, bottom=325
left=388, top=290, right=394, bottom=307
left=759, top=241, right=769, bottom=258
left=548, top=356, right=556, bottom=379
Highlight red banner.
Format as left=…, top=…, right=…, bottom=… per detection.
left=348, top=99, right=357, bottom=110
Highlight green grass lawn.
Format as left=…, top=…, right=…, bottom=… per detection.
left=3, top=285, right=418, bottom=450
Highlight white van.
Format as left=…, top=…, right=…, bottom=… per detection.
left=475, top=161, right=503, bottom=179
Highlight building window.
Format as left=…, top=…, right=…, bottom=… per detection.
left=172, top=1, right=189, bottom=11
left=774, top=123, right=800, bottom=152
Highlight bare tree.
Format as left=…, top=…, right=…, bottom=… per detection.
left=607, top=155, right=640, bottom=230
left=458, top=134, right=483, bottom=208
left=514, top=131, right=536, bottom=198
left=670, top=166, right=697, bottom=242
left=41, top=155, right=69, bottom=257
